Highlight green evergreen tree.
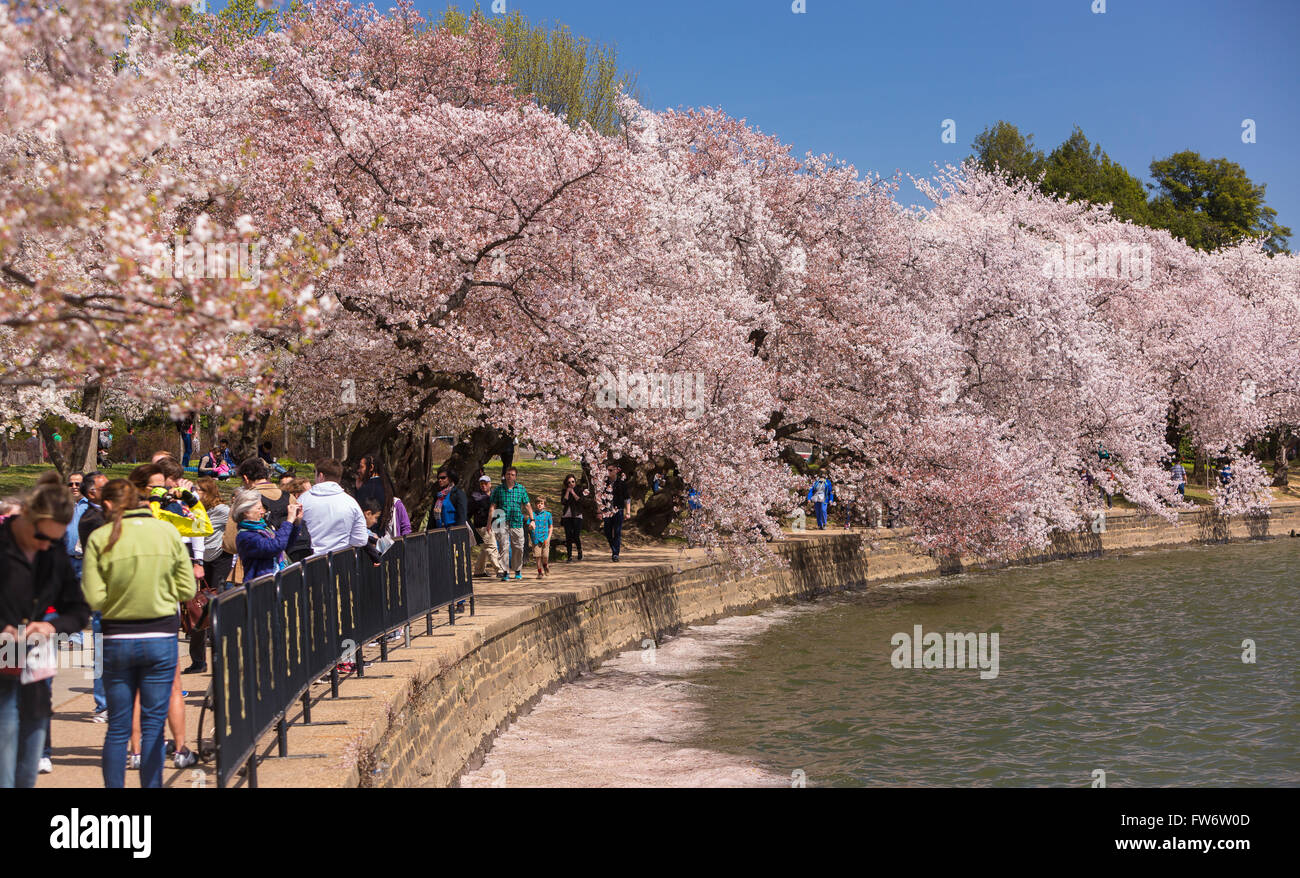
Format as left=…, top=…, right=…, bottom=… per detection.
left=1148, top=151, right=1291, bottom=253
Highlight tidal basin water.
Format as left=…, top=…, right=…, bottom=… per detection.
left=460, top=538, right=1299, bottom=787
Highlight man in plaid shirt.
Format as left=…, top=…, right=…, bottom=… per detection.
left=487, top=466, right=533, bottom=581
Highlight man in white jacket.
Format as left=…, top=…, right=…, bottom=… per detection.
left=299, top=458, right=370, bottom=557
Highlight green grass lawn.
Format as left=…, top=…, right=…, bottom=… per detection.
left=0, top=460, right=312, bottom=504
left=483, top=456, right=581, bottom=505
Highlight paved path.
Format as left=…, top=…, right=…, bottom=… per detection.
left=35, top=526, right=852, bottom=788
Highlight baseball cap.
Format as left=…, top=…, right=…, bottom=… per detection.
left=478, top=475, right=490, bottom=483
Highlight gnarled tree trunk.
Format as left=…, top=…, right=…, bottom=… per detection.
left=67, top=382, right=103, bottom=475
left=229, top=409, right=271, bottom=464
left=1273, top=426, right=1291, bottom=487
left=633, top=455, right=683, bottom=537
left=37, top=420, right=68, bottom=479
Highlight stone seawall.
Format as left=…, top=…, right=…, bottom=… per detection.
left=333, top=501, right=1300, bottom=789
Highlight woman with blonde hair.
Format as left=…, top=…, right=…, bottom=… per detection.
left=82, top=479, right=196, bottom=788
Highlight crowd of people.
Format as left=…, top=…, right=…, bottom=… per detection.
left=0, top=444, right=460, bottom=788
left=0, top=444, right=801, bottom=789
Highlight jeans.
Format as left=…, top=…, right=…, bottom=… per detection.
left=813, top=501, right=829, bottom=529
left=102, top=637, right=177, bottom=788
left=0, top=677, right=47, bottom=787
left=603, top=510, right=624, bottom=558
left=181, top=433, right=193, bottom=468
left=91, top=612, right=106, bottom=712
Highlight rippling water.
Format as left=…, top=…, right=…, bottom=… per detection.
left=460, top=539, right=1300, bottom=787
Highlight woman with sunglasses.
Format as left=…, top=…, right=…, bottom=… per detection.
left=0, top=472, right=90, bottom=788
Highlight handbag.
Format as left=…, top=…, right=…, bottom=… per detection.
left=181, top=585, right=217, bottom=634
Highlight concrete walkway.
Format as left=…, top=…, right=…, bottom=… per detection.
left=38, top=528, right=849, bottom=788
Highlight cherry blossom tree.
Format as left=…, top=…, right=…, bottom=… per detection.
left=0, top=0, right=325, bottom=474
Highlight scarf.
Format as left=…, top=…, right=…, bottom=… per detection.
left=238, top=518, right=286, bottom=572
left=433, top=485, right=451, bottom=516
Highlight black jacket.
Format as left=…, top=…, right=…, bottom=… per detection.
left=78, top=503, right=105, bottom=551
left=0, top=517, right=92, bottom=719
left=0, top=518, right=91, bottom=634
left=468, top=488, right=492, bottom=529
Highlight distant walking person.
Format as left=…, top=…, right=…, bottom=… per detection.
left=175, top=413, right=196, bottom=468
left=807, top=474, right=834, bottom=530
left=600, top=464, right=630, bottom=562
left=1170, top=459, right=1187, bottom=497
left=532, top=497, right=553, bottom=578
left=469, top=475, right=505, bottom=577
left=560, top=474, right=585, bottom=562
left=488, top=467, right=532, bottom=581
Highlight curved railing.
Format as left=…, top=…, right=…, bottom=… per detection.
left=210, top=525, right=474, bottom=787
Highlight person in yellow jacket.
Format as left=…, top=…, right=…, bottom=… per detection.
left=82, top=479, right=196, bottom=788
left=124, top=460, right=212, bottom=771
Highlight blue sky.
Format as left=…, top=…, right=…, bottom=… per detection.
left=399, top=0, right=1298, bottom=234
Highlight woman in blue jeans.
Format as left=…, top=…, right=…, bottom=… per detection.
left=0, top=473, right=89, bottom=788
left=82, top=479, right=196, bottom=788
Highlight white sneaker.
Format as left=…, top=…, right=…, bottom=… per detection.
left=127, top=753, right=141, bottom=770
left=38, top=757, right=53, bottom=774
left=173, top=747, right=198, bottom=769
left=91, top=710, right=108, bottom=723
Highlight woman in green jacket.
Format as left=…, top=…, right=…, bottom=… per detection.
left=82, top=480, right=196, bottom=788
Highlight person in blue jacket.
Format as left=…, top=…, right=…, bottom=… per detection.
left=232, top=490, right=301, bottom=582
left=806, top=475, right=834, bottom=530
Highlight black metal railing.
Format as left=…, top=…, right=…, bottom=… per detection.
left=210, top=524, right=475, bottom=787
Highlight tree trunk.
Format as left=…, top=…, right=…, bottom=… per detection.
left=1273, top=426, right=1290, bottom=487
left=441, top=425, right=510, bottom=490
left=496, top=435, right=515, bottom=476
left=343, top=412, right=438, bottom=530
left=229, top=409, right=271, bottom=464
left=1164, top=404, right=1183, bottom=457
left=37, top=419, right=68, bottom=479
left=63, top=381, right=103, bottom=476
left=633, top=456, right=681, bottom=537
